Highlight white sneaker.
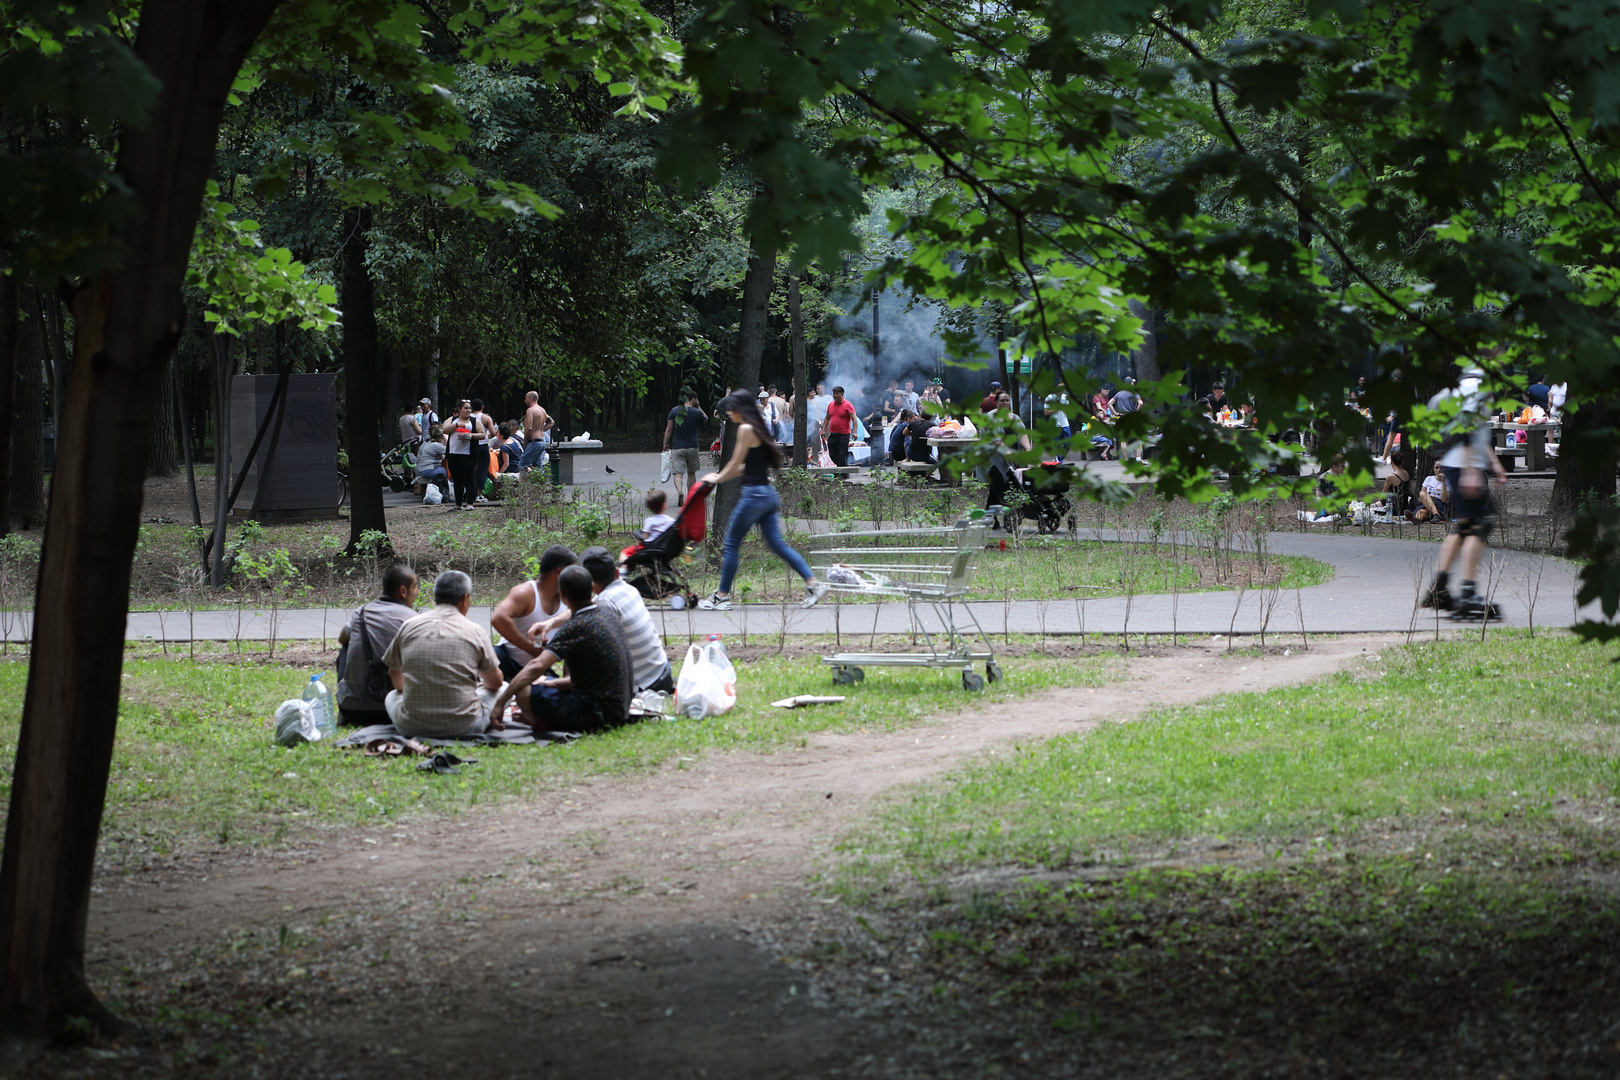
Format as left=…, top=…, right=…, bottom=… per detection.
left=801, top=580, right=829, bottom=609
left=475, top=495, right=489, bottom=505
left=697, top=593, right=731, bottom=611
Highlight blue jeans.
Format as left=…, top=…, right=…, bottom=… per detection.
left=718, top=484, right=813, bottom=593
left=517, top=440, right=548, bottom=472
left=417, top=466, right=448, bottom=486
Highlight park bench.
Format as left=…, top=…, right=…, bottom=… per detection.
left=896, top=460, right=938, bottom=479
left=808, top=466, right=860, bottom=481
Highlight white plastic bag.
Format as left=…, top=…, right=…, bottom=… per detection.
left=659, top=449, right=672, bottom=483
left=674, top=642, right=737, bottom=719
left=958, top=419, right=978, bottom=439
left=423, top=483, right=443, bottom=505
left=274, top=699, right=321, bottom=746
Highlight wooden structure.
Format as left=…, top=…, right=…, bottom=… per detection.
left=230, top=373, right=341, bottom=520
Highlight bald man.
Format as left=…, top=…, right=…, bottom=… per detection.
left=518, top=391, right=555, bottom=473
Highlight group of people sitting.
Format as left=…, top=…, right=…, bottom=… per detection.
left=333, top=543, right=673, bottom=739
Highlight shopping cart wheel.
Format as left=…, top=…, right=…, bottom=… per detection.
left=985, top=661, right=1003, bottom=684
left=962, top=670, right=985, bottom=692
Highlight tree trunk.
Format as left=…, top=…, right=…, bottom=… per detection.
left=733, top=236, right=776, bottom=396
left=43, top=294, right=68, bottom=443
left=382, top=346, right=401, bottom=449
left=788, top=266, right=807, bottom=467
left=1127, top=299, right=1161, bottom=383
left=146, top=356, right=179, bottom=477
left=1552, top=398, right=1619, bottom=513
left=209, top=330, right=232, bottom=585
left=342, top=205, right=388, bottom=553
left=0, top=273, right=16, bottom=538
left=9, top=287, right=46, bottom=530
left=0, top=0, right=281, bottom=1045
left=711, top=233, right=777, bottom=546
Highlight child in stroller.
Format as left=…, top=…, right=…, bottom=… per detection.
left=1014, top=461, right=1073, bottom=534
left=620, top=481, right=712, bottom=608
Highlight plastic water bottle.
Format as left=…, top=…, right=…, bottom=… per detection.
left=303, top=673, right=336, bottom=739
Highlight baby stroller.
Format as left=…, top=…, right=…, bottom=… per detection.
left=1014, top=460, right=1074, bottom=534
left=620, top=481, right=713, bottom=608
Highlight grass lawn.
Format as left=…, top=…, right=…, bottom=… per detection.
left=803, top=631, right=1620, bottom=1077
left=0, top=645, right=1123, bottom=862
left=115, top=530, right=1332, bottom=612
left=848, top=631, right=1620, bottom=880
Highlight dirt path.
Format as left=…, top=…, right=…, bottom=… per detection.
left=87, top=639, right=1384, bottom=1078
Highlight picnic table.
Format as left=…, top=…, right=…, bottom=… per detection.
left=548, top=439, right=603, bottom=485
left=1491, top=421, right=1559, bottom=471
left=927, top=437, right=974, bottom=487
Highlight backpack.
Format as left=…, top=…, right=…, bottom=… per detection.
left=354, top=605, right=393, bottom=704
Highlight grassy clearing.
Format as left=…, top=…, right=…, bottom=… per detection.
left=794, top=631, right=1620, bottom=1076
left=0, top=646, right=1123, bottom=861
left=845, top=631, right=1620, bottom=883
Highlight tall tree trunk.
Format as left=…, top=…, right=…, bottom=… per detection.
left=9, top=287, right=46, bottom=530
left=1552, top=398, right=1619, bottom=513
left=711, top=234, right=776, bottom=545
left=342, top=205, right=388, bottom=553
left=209, top=330, right=232, bottom=585
left=146, top=356, right=179, bottom=478
left=0, top=0, right=281, bottom=1046
left=0, top=272, right=16, bottom=538
left=788, top=266, right=807, bottom=467
left=1127, top=299, right=1161, bottom=384
left=382, top=346, right=402, bottom=449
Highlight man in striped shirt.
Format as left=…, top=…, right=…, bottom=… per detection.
left=580, top=546, right=674, bottom=693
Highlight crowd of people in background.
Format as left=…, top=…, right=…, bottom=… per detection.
left=398, top=390, right=559, bottom=510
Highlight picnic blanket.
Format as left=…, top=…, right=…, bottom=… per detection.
left=334, top=723, right=567, bottom=750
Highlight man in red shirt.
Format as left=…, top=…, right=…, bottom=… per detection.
left=825, top=385, right=858, bottom=466
left=979, top=381, right=1003, bottom=413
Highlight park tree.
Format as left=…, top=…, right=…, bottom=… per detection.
left=0, top=0, right=678, bottom=1045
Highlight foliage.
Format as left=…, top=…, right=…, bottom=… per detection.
left=669, top=0, right=1620, bottom=638
left=186, top=182, right=339, bottom=335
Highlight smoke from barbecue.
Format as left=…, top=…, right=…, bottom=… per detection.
left=820, top=284, right=992, bottom=410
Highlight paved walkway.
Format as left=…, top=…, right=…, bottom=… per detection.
left=2, top=530, right=1592, bottom=644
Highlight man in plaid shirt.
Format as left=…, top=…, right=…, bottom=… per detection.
left=383, top=570, right=505, bottom=738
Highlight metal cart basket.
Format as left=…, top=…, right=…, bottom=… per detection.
left=807, top=518, right=1001, bottom=691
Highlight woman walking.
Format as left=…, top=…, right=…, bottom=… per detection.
left=698, top=393, right=828, bottom=611
left=445, top=400, right=478, bottom=511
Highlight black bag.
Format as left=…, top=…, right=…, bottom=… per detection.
left=356, top=604, right=393, bottom=704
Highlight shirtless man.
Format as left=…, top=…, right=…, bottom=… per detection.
left=767, top=385, right=790, bottom=443
left=517, top=391, right=556, bottom=473
left=490, top=545, right=577, bottom=681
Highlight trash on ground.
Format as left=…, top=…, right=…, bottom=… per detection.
left=771, top=695, right=847, bottom=709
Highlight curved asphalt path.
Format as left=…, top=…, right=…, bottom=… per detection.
left=17, top=528, right=1595, bottom=644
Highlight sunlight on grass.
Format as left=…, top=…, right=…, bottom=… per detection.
left=849, top=632, right=1620, bottom=880
left=0, top=648, right=1124, bottom=857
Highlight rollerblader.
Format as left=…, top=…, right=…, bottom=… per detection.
left=1420, top=368, right=1508, bottom=620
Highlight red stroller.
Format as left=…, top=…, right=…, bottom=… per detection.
left=619, top=481, right=712, bottom=608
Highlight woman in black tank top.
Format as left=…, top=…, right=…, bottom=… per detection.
left=698, top=393, right=827, bottom=611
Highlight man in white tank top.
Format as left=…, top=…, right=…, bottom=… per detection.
left=490, top=544, right=577, bottom=680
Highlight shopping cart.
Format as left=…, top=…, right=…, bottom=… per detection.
left=807, top=517, right=1001, bottom=691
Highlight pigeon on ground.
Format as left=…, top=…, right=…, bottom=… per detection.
left=604, top=465, right=616, bottom=474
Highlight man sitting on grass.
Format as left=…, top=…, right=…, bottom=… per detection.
left=382, top=570, right=505, bottom=737
left=335, top=563, right=419, bottom=726
left=491, top=565, right=632, bottom=734
left=581, top=546, right=673, bottom=693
